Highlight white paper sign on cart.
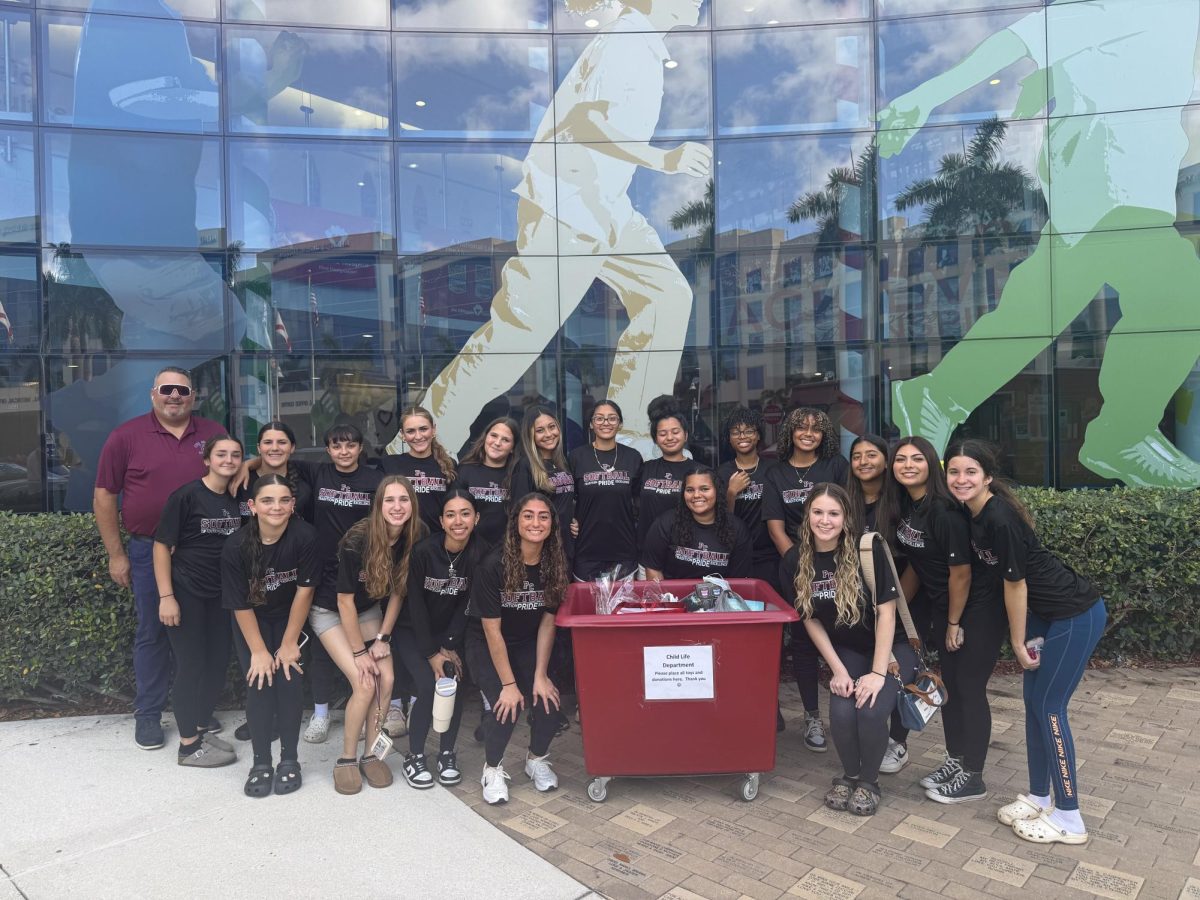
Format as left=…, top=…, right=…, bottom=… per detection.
left=643, top=645, right=714, bottom=700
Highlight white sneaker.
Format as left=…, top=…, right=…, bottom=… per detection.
left=482, top=764, right=511, bottom=804
left=524, top=754, right=559, bottom=792
left=879, top=739, right=909, bottom=774
left=303, top=714, right=329, bottom=744
left=384, top=705, right=408, bottom=739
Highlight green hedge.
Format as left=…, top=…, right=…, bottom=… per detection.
left=2, top=487, right=1199, bottom=700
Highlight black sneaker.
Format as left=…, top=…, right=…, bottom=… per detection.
left=201, top=716, right=222, bottom=735
left=135, top=717, right=164, bottom=750
left=926, top=769, right=987, bottom=804
left=436, top=750, right=462, bottom=786
left=919, top=755, right=963, bottom=790
left=234, top=721, right=252, bottom=742
left=402, top=753, right=435, bottom=789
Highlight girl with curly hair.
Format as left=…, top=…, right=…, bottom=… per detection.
left=764, top=407, right=849, bottom=751
left=787, top=483, right=917, bottom=817
left=635, top=396, right=692, bottom=548
left=465, top=493, right=569, bottom=805
left=641, top=465, right=752, bottom=581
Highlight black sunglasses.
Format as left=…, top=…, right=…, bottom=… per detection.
left=157, top=384, right=192, bottom=397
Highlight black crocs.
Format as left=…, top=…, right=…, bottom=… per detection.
left=274, top=759, right=302, bottom=795
left=244, top=764, right=274, bottom=798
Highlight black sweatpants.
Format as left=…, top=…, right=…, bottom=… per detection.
left=829, top=643, right=917, bottom=787
left=935, top=600, right=1007, bottom=773
left=164, top=592, right=231, bottom=741
left=889, top=593, right=933, bottom=744
left=393, top=628, right=464, bottom=757
left=465, top=634, right=559, bottom=768
left=233, top=616, right=304, bottom=767
left=306, top=626, right=342, bottom=706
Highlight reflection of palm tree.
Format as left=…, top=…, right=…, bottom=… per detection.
left=669, top=178, right=714, bottom=260
left=787, top=143, right=878, bottom=243
left=44, top=244, right=122, bottom=355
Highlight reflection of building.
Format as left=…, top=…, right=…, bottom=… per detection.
left=2, top=1, right=1199, bottom=510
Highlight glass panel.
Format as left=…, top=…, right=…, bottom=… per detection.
left=226, top=25, right=388, bottom=137
left=554, top=29, right=712, bottom=140
left=714, top=23, right=873, bottom=135
left=880, top=235, right=1046, bottom=342
left=0, top=356, right=45, bottom=512
left=879, top=118, right=1047, bottom=242
left=37, top=0, right=217, bottom=20
left=884, top=341, right=1051, bottom=484
left=0, top=253, right=36, bottom=351
left=717, top=244, right=873, bottom=347
left=716, top=131, right=876, bottom=250
left=712, top=0, right=871, bottom=28
left=45, top=248, right=229, bottom=353
left=0, top=126, right=36, bottom=243
left=553, top=1, right=709, bottom=33
left=877, top=8, right=1046, bottom=130
left=1178, top=107, right=1200, bottom=225
left=43, top=129, right=224, bottom=250
left=40, top=11, right=219, bottom=133
left=0, top=10, right=34, bottom=122
left=45, top=354, right=228, bottom=512
left=393, top=33, right=551, bottom=140
left=392, top=0, right=549, bottom=31
left=223, top=0, right=389, bottom=29
left=228, top=138, right=394, bottom=252
left=715, top=344, right=875, bottom=456
left=876, top=0, right=1040, bottom=16
left=396, top=141, right=546, bottom=253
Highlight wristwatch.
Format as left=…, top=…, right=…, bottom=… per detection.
left=375, top=632, right=392, bottom=644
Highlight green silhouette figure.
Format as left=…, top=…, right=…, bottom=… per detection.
left=879, top=0, right=1200, bottom=487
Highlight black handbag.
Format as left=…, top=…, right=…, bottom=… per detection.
left=858, top=532, right=947, bottom=732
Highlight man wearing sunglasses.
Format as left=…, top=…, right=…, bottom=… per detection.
left=94, top=366, right=226, bottom=751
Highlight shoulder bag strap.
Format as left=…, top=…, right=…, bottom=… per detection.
left=860, top=531, right=923, bottom=656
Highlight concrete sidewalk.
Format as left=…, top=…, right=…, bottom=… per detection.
left=0, top=713, right=591, bottom=900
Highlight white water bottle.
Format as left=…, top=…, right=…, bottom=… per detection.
left=432, top=677, right=458, bottom=733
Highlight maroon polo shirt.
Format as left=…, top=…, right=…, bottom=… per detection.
left=95, top=412, right=226, bottom=537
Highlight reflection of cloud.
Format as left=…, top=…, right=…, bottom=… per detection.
left=462, top=87, right=543, bottom=135
left=644, top=166, right=709, bottom=236
left=394, top=34, right=546, bottom=82
left=713, top=0, right=869, bottom=27
left=394, top=0, right=548, bottom=29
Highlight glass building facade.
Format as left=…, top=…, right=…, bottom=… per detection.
left=1, top=0, right=1199, bottom=512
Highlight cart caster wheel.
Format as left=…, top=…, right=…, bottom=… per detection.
left=740, top=774, right=759, bottom=802
left=587, top=778, right=609, bottom=803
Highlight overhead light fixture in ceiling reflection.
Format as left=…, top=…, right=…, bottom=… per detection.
left=664, top=60, right=678, bottom=69
left=407, top=162, right=418, bottom=169
left=357, top=181, right=365, bottom=186
left=584, top=18, right=599, bottom=28
left=767, top=19, right=779, bottom=25
left=354, top=109, right=364, bottom=116
left=414, top=99, right=427, bottom=107
left=989, top=78, right=1001, bottom=85
left=363, top=334, right=374, bottom=338
left=743, top=5, right=755, bottom=12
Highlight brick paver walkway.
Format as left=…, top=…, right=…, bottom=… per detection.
left=445, top=666, right=1200, bottom=900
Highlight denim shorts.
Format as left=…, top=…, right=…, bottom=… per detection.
left=308, top=603, right=382, bottom=637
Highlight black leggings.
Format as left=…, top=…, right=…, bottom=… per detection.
left=164, top=593, right=231, bottom=741
left=790, top=622, right=820, bottom=713
left=466, top=634, right=559, bottom=767
left=936, top=600, right=1007, bottom=773
left=829, top=643, right=917, bottom=787
left=889, top=593, right=933, bottom=744
left=393, top=628, right=464, bottom=756
left=233, top=616, right=304, bottom=767
left=306, top=627, right=343, bottom=706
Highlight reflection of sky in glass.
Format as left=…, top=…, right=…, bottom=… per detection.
left=228, top=139, right=394, bottom=251
left=0, top=127, right=37, bottom=243
left=716, top=132, right=875, bottom=247
left=225, top=25, right=390, bottom=136
left=224, top=0, right=389, bottom=28
left=715, top=24, right=872, bottom=135
left=877, top=9, right=1045, bottom=127
left=396, top=142, right=533, bottom=252
left=876, top=0, right=1040, bottom=16
left=879, top=118, right=1046, bottom=239
left=0, top=10, right=34, bottom=122
left=554, top=0, right=709, bottom=33
left=712, top=0, right=870, bottom=28
left=393, top=0, right=549, bottom=30
left=394, top=34, right=551, bottom=139
left=41, top=0, right=218, bottom=19
left=555, top=31, right=711, bottom=140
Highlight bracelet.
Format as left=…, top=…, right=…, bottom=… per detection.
left=160, top=594, right=174, bottom=599
left=948, top=620, right=961, bottom=627
left=502, top=681, right=516, bottom=687
left=871, top=671, right=886, bottom=678
left=353, top=647, right=369, bottom=658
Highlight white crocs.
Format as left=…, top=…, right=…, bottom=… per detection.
left=997, top=794, right=1051, bottom=826
left=1012, top=811, right=1088, bottom=845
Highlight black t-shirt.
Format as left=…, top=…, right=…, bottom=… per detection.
left=510, top=456, right=575, bottom=558
left=969, top=495, right=1100, bottom=621
left=155, top=479, right=243, bottom=602
left=569, top=443, right=643, bottom=569
left=862, top=499, right=878, bottom=533
left=379, top=452, right=452, bottom=535
left=635, top=458, right=689, bottom=546
left=221, top=519, right=320, bottom=621
left=762, top=455, right=850, bottom=542
left=781, top=536, right=902, bottom=655
left=467, top=548, right=553, bottom=644
left=295, top=460, right=383, bottom=570
left=454, top=462, right=511, bottom=549
left=717, top=459, right=778, bottom=564
left=894, top=495, right=973, bottom=613
left=641, top=511, right=753, bottom=581
left=405, top=532, right=479, bottom=657
left=321, top=532, right=411, bottom=614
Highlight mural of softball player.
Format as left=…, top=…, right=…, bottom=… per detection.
left=405, top=0, right=711, bottom=454
left=880, top=0, right=1200, bottom=487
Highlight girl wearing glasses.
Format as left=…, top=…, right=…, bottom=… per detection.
left=716, top=406, right=779, bottom=588
left=568, top=400, right=643, bottom=581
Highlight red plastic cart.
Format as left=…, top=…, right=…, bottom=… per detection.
left=556, top=578, right=798, bottom=802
